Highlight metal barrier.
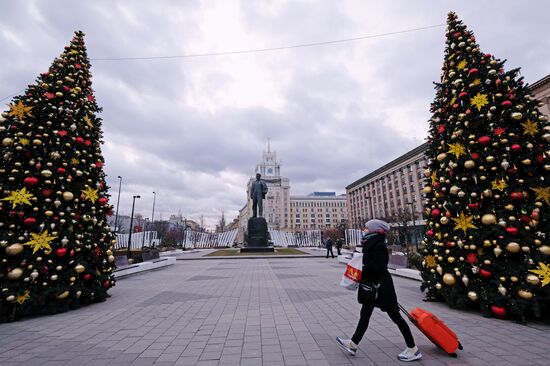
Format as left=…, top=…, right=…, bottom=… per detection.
left=268, top=230, right=322, bottom=247
left=114, top=231, right=158, bottom=250
left=182, top=229, right=238, bottom=249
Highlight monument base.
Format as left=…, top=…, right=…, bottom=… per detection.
left=240, top=246, right=275, bottom=253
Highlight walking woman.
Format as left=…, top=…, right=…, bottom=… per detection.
left=337, top=219, right=422, bottom=362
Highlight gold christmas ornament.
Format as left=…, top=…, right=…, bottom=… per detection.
left=440, top=217, right=449, bottom=225
left=5, top=243, right=24, bottom=256
left=7, top=268, right=24, bottom=280
left=75, top=264, right=85, bottom=273
left=538, top=246, right=550, bottom=255
left=526, top=274, right=540, bottom=285
left=62, top=191, right=74, bottom=201
left=464, top=160, right=476, bottom=169
left=467, top=291, right=478, bottom=301
left=498, top=285, right=507, bottom=296
left=494, top=247, right=502, bottom=257
left=56, top=291, right=69, bottom=299
left=435, top=283, right=442, bottom=290
left=450, top=186, right=460, bottom=195
left=437, top=153, right=448, bottom=161
left=423, top=186, right=432, bottom=194
left=481, top=214, right=497, bottom=225
left=506, top=242, right=520, bottom=253
left=517, top=289, right=533, bottom=300
left=510, top=276, right=518, bottom=283
left=462, top=275, right=469, bottom=286
left=443, top=273, right=456, bottom=286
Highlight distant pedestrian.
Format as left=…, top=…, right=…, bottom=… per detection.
left=325, top=238, right=335, bottom=258
left=336, top=238, right=343, bottom=256
left=337, top=219, right=421, bottom=362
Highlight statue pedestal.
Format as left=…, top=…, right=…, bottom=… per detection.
left=241, top=217, right=274, bottom=253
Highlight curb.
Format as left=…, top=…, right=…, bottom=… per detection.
left=176, top=255, right=327, bottom=260
left=114, top=257, right=176, bottom=278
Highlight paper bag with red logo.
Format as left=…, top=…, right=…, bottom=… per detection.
left=340, top=253, right=362, bottom=291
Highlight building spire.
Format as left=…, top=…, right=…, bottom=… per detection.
left=267, top=138, right=271, bottom=153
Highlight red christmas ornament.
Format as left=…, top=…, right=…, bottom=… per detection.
left=510, top=192, right=524, bottom=201
left=466, top=253, right=477, bottom=264
left=501, top=100, right=512, bottom=107
left=84, top=140, right=92, bottom=146
left=24, top=217, right=37, bottom=226
left=75, top=63, right=82, bottom=69
left=431, top=208, right=441, bottom=218
left=468, top=68, right=479, bottom=75
left=480, top=269, right=492, bottom=278
left=427, top=230, right=434, bottom=238
left=468, top=203, right=479, bottom=210
left=24, top=177, right=39, bottom=186
left=55, top=248, right=67, bottom=257
left=75, top=137, right=84, bottom=144
left=493, top=127, right=506, bottom=136
left=103, top=280, right=110, bottom=289
left=465, top=108, right=471, bottom=115
left=95, top=161, right=103, bottom=168
left=490, top=305, right=507, bottom=319
left=485, top=53, right=492, bottom=58
left=505, top=227, right=518, bottom=235
left=57, top=167, right=66, bottom=174
left=471, top=152, right=480, bottom=160
left=83, top=274, right=92, bottom=281
left=459, top=91, right=468, bottom=98
left=519, top=215, right=530, bottom=224
left=477, top=136, right=491, bottom=146
left=57, top=130, right=68, bottom=137
left=42, top=189, right=53, bottom=197
left=70, top=249, right=75, bottom=257
left=510, top=144, right=521, bottom=153
left=44, top=92, right=55, bottom=99
left=98, top=197, right=108, bottom=205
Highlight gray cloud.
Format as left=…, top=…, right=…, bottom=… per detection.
left=1, top=0, right=549, bottom=226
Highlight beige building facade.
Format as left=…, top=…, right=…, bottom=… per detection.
left=346, top=143, right=429, bottom=229
left=530, top=74, right=550, bottom=118
left=289, top=193, right=346, bottom=230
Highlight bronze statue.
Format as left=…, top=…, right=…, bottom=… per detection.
left=251, top=173, right=268, bottom=217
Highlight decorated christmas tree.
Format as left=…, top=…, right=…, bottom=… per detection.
left=0, top=31, right=116, bottom=322
left=420, top=13, right=549, bottom=321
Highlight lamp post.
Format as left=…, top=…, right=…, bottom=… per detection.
left=150, top=191, right=156, bottom=246
left=127, top=195, right=140, bottom=259
left=114, top=176, right=122, bottom=233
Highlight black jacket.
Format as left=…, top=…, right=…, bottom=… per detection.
left=358, top=233, right=398, bottom=312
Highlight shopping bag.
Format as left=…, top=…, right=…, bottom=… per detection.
left=340, top=253, right=363, bottom=290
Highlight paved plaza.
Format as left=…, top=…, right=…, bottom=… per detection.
left=1, top=257, right=549, bottom=366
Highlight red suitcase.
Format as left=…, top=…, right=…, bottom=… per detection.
left=399, top=304, right=463, bottom=357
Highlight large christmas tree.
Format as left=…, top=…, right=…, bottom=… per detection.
left=420, top=13, right=549, bottom=321
left=0, top=31, right=116, bottom=321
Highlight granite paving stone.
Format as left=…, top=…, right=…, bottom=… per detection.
left=1, top=258, right=550, bottom=365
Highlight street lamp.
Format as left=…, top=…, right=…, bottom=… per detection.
left=127, top=195, right=141, bottom=259
left=150, top=191, right=156, bottom=247
left=114, top=176, right=122, bottom=233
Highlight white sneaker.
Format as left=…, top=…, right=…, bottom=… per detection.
left=336, top=337, right=357, bottom=356
left=398, top=347, right=422, bottom=362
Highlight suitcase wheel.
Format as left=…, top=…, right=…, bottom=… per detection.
left=449, top=353, right=457, bottom=358
left=458, top=342, right=463, bottom=350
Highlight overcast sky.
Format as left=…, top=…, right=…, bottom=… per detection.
left=1, top=1, right=548, bottom=228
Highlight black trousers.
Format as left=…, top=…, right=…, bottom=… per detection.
left=326, top=247, right=334, bottom=258
left=351, top=302, right=415, bottom=348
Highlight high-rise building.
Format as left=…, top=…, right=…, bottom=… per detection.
left=289, top=192, right=346, bottom=230
left=245, top=142, right=291, bottom=230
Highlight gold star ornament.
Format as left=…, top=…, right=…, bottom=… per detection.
left=452, top=212, right=477, bottom=234
left=521, top=120, right=538, bottom=136
left=24, top=230, right=57, bottom=254
left=529, top=262, right=550, bottom=287
left=81, top=186, right=99, bottom=203
left=83, top=115, right=93, bottom=128
left=470, top=93, right=489, bottom=111
left=8, top=101, right=33, bottom=120
left=447, top=143, right=466, bottom=159
left=15, top=290, right=31, bottom=305
left=1, top=187, right=34, bottom=208
left=491, top=179, right=507, bottom=192
left=457, top=60, right=467, bottom=70
left=424, top=255, right=437, bottom=268
left=531, top=186, right=549, bottom=205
